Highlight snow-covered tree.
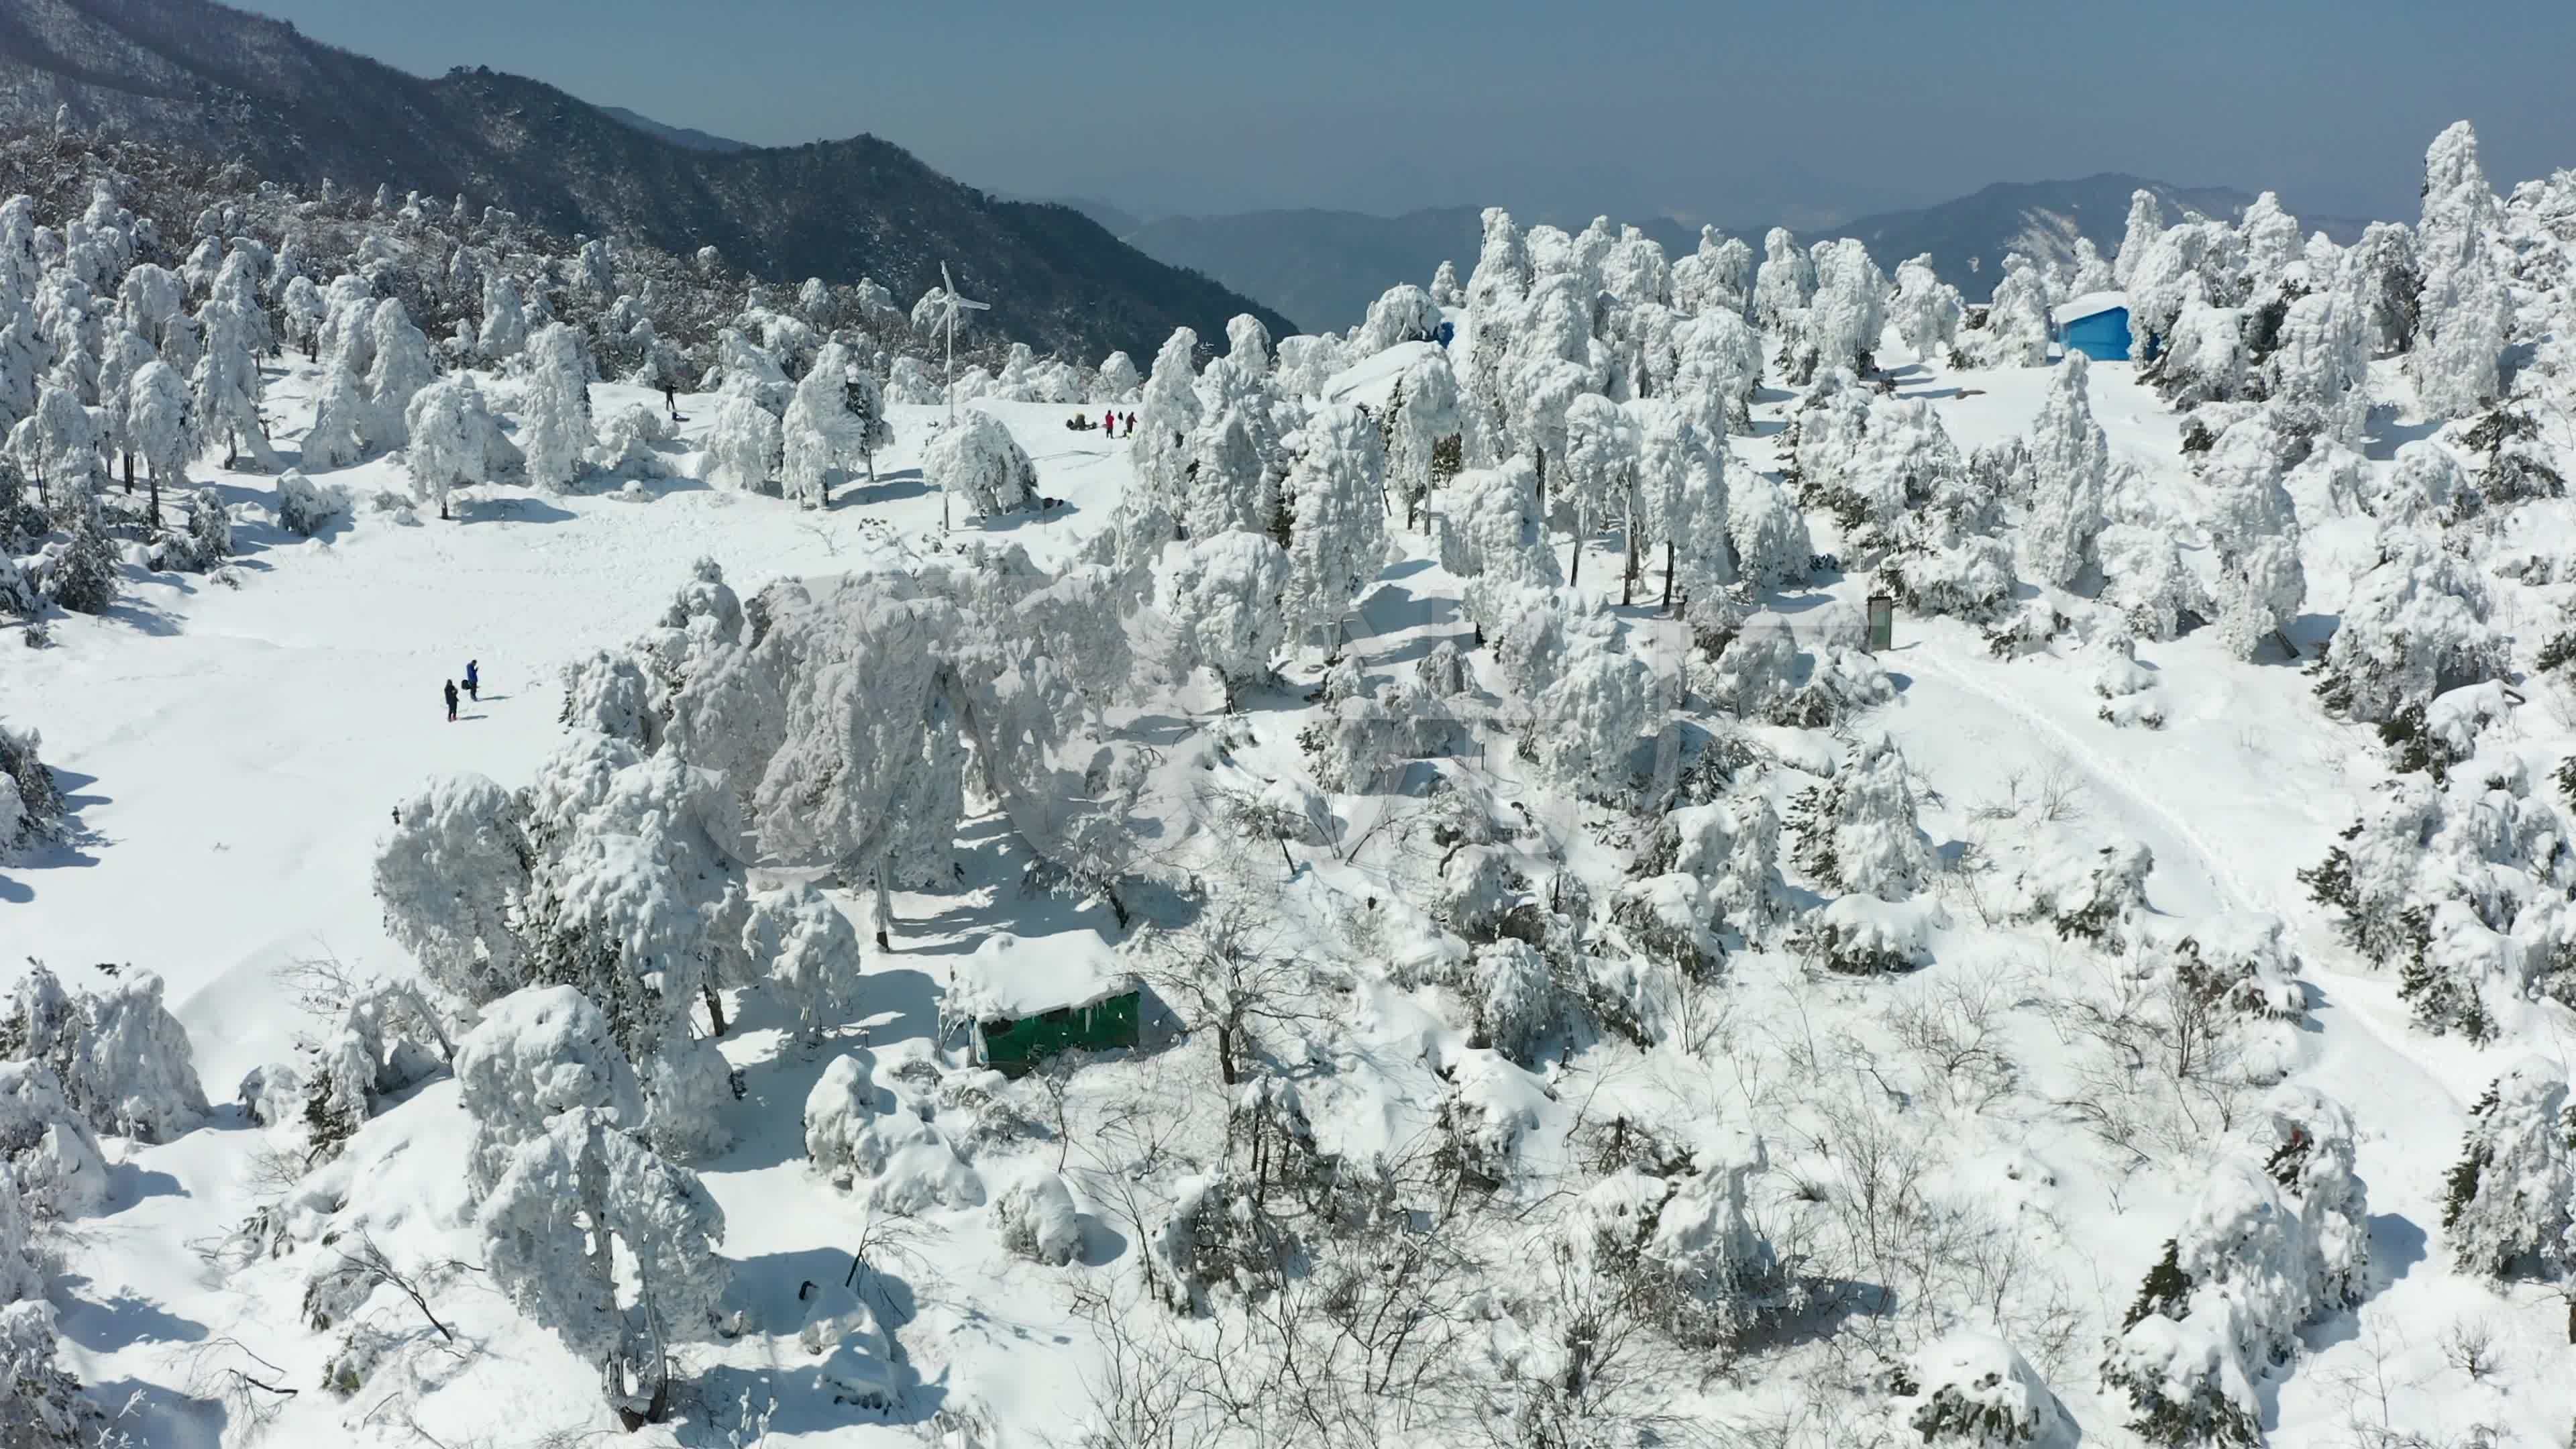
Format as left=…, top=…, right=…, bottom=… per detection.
left=2203, top=416, right=2305, bottom=659
left=2066, top=236, right=2114, bottom=297
left=362, top=298, right=437, bottom=447
left=2237, top=191, right=2304, bottom=297
left=517, top=322, right=594, bottom=493
left=780, top=339, right=861, bottom=509
left=2410, top=121, right=2508, bottom=419
left=1892, top=254, right=1964, bottom=364
left=739, top=883, right=863, bottom=1041
left=1093, top=350, right=1140, bottom=402
left=480, top=1105, right=727, bottom=1424
left=1161, top=529, right=1291, bottom=706
left=2337, top=222, right=2420, bottom=356
left=922, top=408, right=1038, bottom=519
left=189, top=297, right=275, bottom=468
left=5, top=382, right=99, bottom=512
left=300, top=364, right=369, bottom=471
left=2151, top=294, right=2248, bottom=408
left=2021, top=352, right=2110, bottom=588
left=1790, top=237, right=1887, bottom=383
left=2127, top=222, right=2247, bottom=359
left=0, top=963, right=208, bottom=1142
left=1752, top=227, right=1815, bottom=333
left=2441, top=1060, right=2576, bottom=1281
left=124, top=357, right=191, bottom=519
left=402, top=374, right=508, bottom=520
left=1793, top=733, right=1933, bottom=901
left=1634, top=400, right=1731, bottom=611
left=478, top=272, right=528, bottom=360
left=1435, top=456, right=1561, bottom=636
left=1533, top=645, right=1652, bottom=802
left=1729, top=472, right=1813, bottom=590
left=376, top=773, right=535, bottom=1008
left=1280, top=404, right=1388, bottom=654
left=2315, top=527, right=2507, bottom=726
left=2112, top=189, right=2164, bottom=287
left=1430, top=257, right=1463, bottom=309
left=701, top=388, right=781, bottom=494
left=1556, top=392, right=1636, bottom=590
left=1976, top=254, right=2052, bottom=367
left=2264, top=290, right=2369, bottom=447
left=1354, top=283, right=1440, bottom=354
left=1385, top=350, right=1462, bottom=529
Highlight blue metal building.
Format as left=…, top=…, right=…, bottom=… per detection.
left=2053, top=294, right=2134, bottom=362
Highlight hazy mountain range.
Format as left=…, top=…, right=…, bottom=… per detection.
left=0, top=0, right=1291, bottom=360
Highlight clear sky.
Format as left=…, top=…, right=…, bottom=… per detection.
left=233, top=0, right=2571, bottom=226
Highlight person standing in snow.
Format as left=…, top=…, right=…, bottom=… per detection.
left=465, top=659, right=480, bottom=702
left=1103, top=409, right=1116, bottom=435
left=661, top=380, right=679, bottom=419
left=444, top=680, right=459, bottom=722
left=1124, top=411, right=1137, bottom=437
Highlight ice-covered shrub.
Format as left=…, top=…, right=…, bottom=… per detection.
left=0, top=963, right=207, bottom=1142
left=994, top=1168, right=1082, bottom=1266
left=2440, top=1059, right=2575, bottom=1281
left=274, top=468, right=351, bottom=537
left=0, top=723, right=67, bottom=859
left=0, top=1060, right=110, bottom=1218
left=1905, top=1333, right=2078, bottom=1448
left=455, top=985, right=644, bottom=1197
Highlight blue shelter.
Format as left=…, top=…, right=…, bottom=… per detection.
left=2053, top=292, right=2134, bottom=362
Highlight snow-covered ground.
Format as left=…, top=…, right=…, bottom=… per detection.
left=11, top=213, right=2576, bottom=1448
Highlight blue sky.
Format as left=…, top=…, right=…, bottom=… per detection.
left=238, top=0, right=2571, bottom=225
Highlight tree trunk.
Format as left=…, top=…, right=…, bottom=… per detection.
left=1568, top=525, right=1582, bottom=588
left=1216, top=1024, right=1239, bottom=1086
left=702, top=979, right=729, bottom=1037
left=873, top=863, right=894, bottom=952
left=1663, top=540, right=1678, bottom=614
left=1621, top=519, right=1638, bottom=607
left=121, top=451, right=133, bottom=494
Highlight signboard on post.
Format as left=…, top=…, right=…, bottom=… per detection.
left=1866, top=594, right=1894, bottom=652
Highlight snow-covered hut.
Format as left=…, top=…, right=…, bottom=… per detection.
left=953, top=931, right=1140, bottom=1075
left=2052, top=292, right=2134, bottom=362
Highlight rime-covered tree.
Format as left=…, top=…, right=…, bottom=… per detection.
left=1729, top=471, right=1813, bottom=591
left=1752, top=227, right=1815, bottom=333
left=1790, top=237, right=1886, bottom=383
left=5, top=382, right=100, bottom=513
left=1557, top=392, right=1636, bottom=590
left=479, top=1104, right=727, bottom=1425
left=2265, top=290, right=2369, bottom=447
left=1281, top=404, right=1389, bottom=655
left=1162, top=529, right=1291, bottom=707
left=1385, top=350, right=1462, bottom=530
left=1634, top=399, right=1731, bottom=612
left=375, top=773, right=537, bottom=1008
left=2440, top=1060, right=2576, bottom=1282
left=402, top=374, right=508, bottom=520
left=701, top=387, right=781, bottom=494
left=363, top=298, right=437, bottom=448
left=189, top=297, right=276, bottom=469
left=2204, top=416, right=2304, bottom=659
left=519, top=322, right=594, bottom=493
left=2410, top=121, right=2508, bottom=419
left=1976, top=254, right=2053, bottom=367
left=124, top=357, right=191, bottom=522
left=2067, top=236, right=2114, bottom=297
left=1093, top=350, right=1140, bottom=402
left=1795, top=733, right=1933, bottom=900
left=923, top=409, right=1038, bottom=519
left=2337, top=222, right=2420, bottom=356
left=2314, top=527, right=2506, bottom=725
left=780, top=339, right=861, bottom=510
left=2112, top=189, right=2164, bottom=287
left=1892, top=254, right=1964, bottom=364
left=2021, top=352, right=2110, bottom=588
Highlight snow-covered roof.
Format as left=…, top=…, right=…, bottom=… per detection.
left=951, top=930, right=1135, bottom=1022
left=2051, top=290, right=2129, bottom=326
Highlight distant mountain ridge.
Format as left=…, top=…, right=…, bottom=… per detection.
left=1120, top=178, right=2385, bottom=333
left=0, top=0, right=1292, bottom=359
left=596, top=105, right=751, bottom=154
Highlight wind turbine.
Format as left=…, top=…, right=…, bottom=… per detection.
left=934, top=261, right=989, bottom=531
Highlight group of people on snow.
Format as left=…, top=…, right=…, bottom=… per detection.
left=443, top=659, right=479, bottom=722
